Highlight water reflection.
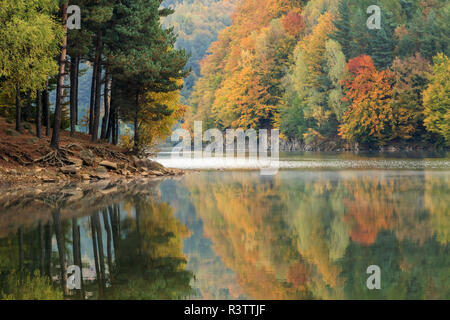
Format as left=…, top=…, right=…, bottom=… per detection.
left=179, top=171, right=449, bottom=300
left=0, top=181, right=194, bottom=300
left=0, top=169, right=448, bottom=300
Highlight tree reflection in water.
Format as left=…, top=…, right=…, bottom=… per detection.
left=0, top=186, right=194, bottom=300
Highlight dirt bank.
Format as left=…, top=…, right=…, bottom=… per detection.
left=0, top=117, right=183, bottom=188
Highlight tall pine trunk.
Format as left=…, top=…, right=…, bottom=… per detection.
left=100, top=63, right=110, bottom=140
left=89, top=58, right=97, bottom=135
left=69, top=56, right=77, bottom=137
left=74, top=55, right=80, bottom=125
left=25, top=90, right=32, bottom=122
left=15, top=84, right=22, bottom=133
left=92, top=33, right=103, bottom=143
left=102, top=210, right=113, bottom=282
left=72, top=218, right=84, bottom=299
left=44, top=223, right=52, bottom=278
left=90, top=215, right=103, bottom=297
left=50, top=1, right=69, bottom=149
left=36, top=89, right=42, bottom=138
left=18, top=227, right=24, bottom=280
left=133, top=92, right=140, bottom=153
left=43, top=82, right=50, bottom=136
left=106, top=77, right=115, bottom=142
left=38, top=221, right=44, bottom=276
left=52, top=209, right=68, bottom=295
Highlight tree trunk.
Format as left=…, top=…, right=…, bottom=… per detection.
left=72, top=218, right=84, bottom=299
left=93, top=213, right=106, bottom=288
left=15, top=84, right=22, bottom=133
left=70, top=56, right=76, bottom=137
left=90, top=215, right=103, bottom=297
left=50, top=1, right=69, bottom=149
left=28, top=230, right=34, bottom=274
left=112, top=83, right=119, bottom=145
left=44, top=223, right=52, bottom=278
left=25, top=90, right=32, bottom=122
left=100, top=63, right=110, bottom=140
left=38, top=221, right=44, bottom=276
left=89, top=58, right=97, bottom=135
left=18, top=227, right=24, bottom=280
left=133, top=92, right=140, bottom=153
left=52, top=209, right=68, bottom=295
left=106, top=77, right=115, bottom=142
left=109, top=206, right=119, bottom=260
left=43, top=82, right=50, bottom=136
left=36, top=90, right=42, bottom=138
left=92, top=33, right=103, bottom=143
left=102, top=210, right=113, bottom=282
left=75, top=55, right=80, bottom=125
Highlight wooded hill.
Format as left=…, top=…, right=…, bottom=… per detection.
left=188, top=0, right=450, bottom=150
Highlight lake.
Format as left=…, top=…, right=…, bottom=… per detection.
left=0, top=152, right=449, bottom=299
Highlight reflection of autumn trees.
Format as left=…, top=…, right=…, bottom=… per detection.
left=184, top=171, right=449, bottom=299
left=0, top=192, right=194, bottom=300
left=185, top=172, right=312, bottom=299
left=343, top=174, right=397, bottom=246
left=283, top=176, right=347, bottom=299
left=106, top=197, right=194, bottom=299
left=425, top=173, right=450, bottom=245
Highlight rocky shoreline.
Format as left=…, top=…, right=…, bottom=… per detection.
left=0, top=151, right=183, bottom=188
left=0, top=118, right=183, bottom=189
left=279, top=138, right=448, bottom=153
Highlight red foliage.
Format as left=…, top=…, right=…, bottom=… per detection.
left=281, top=10, right=305, bottom=37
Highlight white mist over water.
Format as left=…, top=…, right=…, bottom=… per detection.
left=153, top=152, right=450, bottom=170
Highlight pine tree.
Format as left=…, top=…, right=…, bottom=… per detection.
left=349, top=8, right=369, bottom=59
left=369, top=9, right=396, bottom=69
left=332, top=0, right=352, bottom=59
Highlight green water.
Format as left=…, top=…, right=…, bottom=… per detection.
left=0, top=154, right=449, bottom=300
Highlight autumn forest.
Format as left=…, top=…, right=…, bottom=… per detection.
left=188, top=0, right=449, bottom=151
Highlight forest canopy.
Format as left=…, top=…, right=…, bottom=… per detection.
left=188, top=0, right=450, bottom=149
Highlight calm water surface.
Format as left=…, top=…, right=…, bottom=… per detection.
left=0, top=153, right=449, bottom=299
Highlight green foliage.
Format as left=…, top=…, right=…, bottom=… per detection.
left=423, top=53, right=450, bottom=145
left=0, top=0, right=62, bottom=96
left=1, top=271, right=63, bottom=300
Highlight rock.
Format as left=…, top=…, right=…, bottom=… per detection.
left=148, top=170, right=164, bottom=176
left=134, top=158, right=164, bottom=170
left=99, top=160, right=118, bottom=170
left=90, top=172, right=109, bottom=180
left=60, top=165, right=77, bottom=174
left=67, top=157, right=83, bottom=167
left=95, top=166, right=108, bottom=174
left=42, top=177, right=56, bottom=183
left=79, top=149, right=95, bottom=166
left=81, top=174, right=91, bottom=180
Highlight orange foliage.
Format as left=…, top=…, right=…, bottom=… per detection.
left=344, top=177, right=396, bottom=245
left=281, top=10, right=305, bottom=37
left=339, top=55, right=396, bottom=145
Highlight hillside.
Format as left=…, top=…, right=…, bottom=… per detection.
left=188, top=0, right=450, bottom=150
left=162, top=0, right=238, bottom=101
